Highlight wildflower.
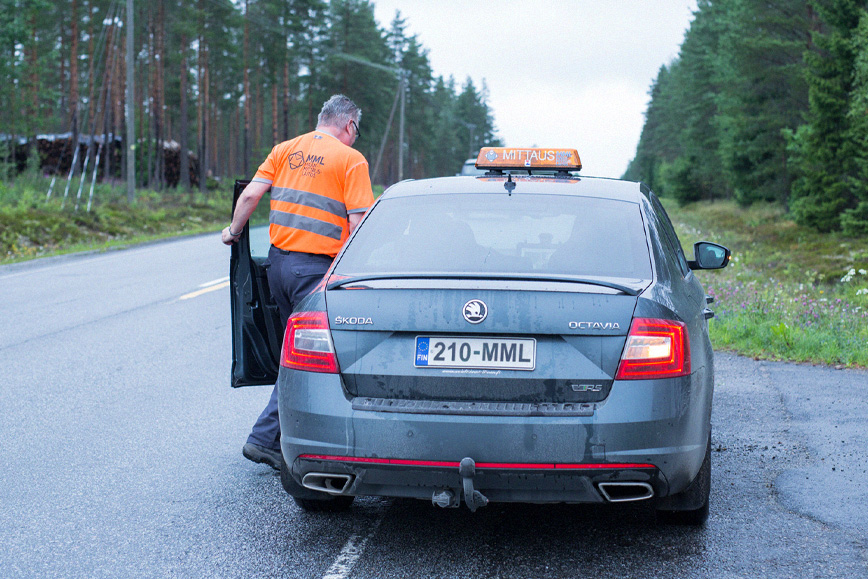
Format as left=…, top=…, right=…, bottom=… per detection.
left=860, top=269, right=867, bottom=276
left=841, top=268, right=856, bottom=283
left=857, top=288, right=868, bottom=296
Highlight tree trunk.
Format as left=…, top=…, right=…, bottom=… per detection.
left=159, top=0, right=166, bottom=185
left=144, top=3, right=153, bottom=188
left=27, top=13, right=39, bottom=162
left=179, top=32, right=190, bottom=191
left=59, top=12, right=66, bottom=123
left=283, top=60, right=290, bottom=140
left=229, top=106, right=236, bottom=177
left=255, top=82, right=262, bottom=153
left=197, top=0, right=207, bottom=192
left=108, top=27, right=124, bottom=180
left=272, top=83, right=278, bottom=146
left=84, top=4, right=97, bottom=173
left=210, top=104, right=217, bottom=180
left=151, top=0, right=165, bottom=190
left=243, top=0, right=250, bottom=177
left=95, top=24, right=114, bottom=140
left=204, top=51, right=212, bottom=185
left=69, top=0, right=79, bottom=169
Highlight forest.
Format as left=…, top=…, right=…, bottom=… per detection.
left=0, top=0, right=501, bottom=191
left=625, top=0, right=868, bottom=235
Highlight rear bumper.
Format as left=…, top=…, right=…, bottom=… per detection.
left=277, top=368, right=711, bottom=503
left=295, top=455, right=660, bottom=503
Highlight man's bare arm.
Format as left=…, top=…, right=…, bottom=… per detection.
left=222, top=181, right=271, bottom=245
left=348, top=212, right=364, bottom=235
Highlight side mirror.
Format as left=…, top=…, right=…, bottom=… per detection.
left=688, top=241, right=731, bottom=270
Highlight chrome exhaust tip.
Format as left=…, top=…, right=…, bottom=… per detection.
left=598, top=482, right=654, bottom=503
left=301, top=473, right=354, bottom=495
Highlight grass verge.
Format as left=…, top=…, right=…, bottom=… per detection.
left=0, top=173, right=234, bottom=264
left=665, top=199, right=868, bottom=368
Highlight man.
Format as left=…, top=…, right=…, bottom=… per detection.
left=222, top=94, right=374, bottom=470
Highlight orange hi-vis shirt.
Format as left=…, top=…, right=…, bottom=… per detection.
left=252, top=130, right=374, bottom=257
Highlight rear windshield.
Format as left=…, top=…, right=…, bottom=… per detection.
left=335, top=193, right=652, bottom=280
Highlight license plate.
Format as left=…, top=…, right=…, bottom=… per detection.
left=415, top=337, right=536, bottom=370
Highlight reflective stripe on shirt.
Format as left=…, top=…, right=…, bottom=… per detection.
left=270, top=186, right=348, bottom=220
left=269, top=208, right=344, bottom=240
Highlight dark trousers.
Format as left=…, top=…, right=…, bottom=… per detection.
left=246, top=247, right=333, bottom=450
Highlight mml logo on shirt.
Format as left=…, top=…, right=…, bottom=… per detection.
left=288, top=151, right=305, bottom=170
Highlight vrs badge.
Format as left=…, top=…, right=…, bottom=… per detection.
left=463, top=299, right=488, bottom=324
left=485, top=150, right=498, bottom=162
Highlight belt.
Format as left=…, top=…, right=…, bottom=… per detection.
left=271, top=245, right=329, bottom=258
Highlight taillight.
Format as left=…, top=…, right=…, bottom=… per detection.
left=615, top=318, right=690, bottom=380
left=281, top=311, right=339, bottom=373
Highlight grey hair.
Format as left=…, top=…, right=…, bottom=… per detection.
left=317, top=94, right=362, bottom=128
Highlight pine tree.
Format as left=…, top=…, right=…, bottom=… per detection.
left=322, top=0, right=394, bottom=167
left=0, top=0, right=506, bottom=186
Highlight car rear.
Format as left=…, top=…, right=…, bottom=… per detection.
left=276, top=171, right=712, bottom=513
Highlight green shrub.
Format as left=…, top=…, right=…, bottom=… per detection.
left=841, top=201, right=868, bottom=236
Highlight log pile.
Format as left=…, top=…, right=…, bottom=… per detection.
left=1, top=133, right=198, bottom=188
left=160, top=140, right=200, bottom=188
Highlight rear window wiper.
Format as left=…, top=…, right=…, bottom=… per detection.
left=327, top=273, right=643, bottom=296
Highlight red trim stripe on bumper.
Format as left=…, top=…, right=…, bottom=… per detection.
left=299, top=454, right=656, bottom=470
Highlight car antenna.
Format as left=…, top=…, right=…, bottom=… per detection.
left=504, top=172, right=516, bottom=195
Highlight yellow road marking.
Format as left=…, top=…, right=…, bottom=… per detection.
left=180, top=280, right=230, bottom=300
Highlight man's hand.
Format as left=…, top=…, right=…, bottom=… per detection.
left=222, top=226, right=241, bottom=245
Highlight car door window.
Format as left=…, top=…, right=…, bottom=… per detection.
left=650, top=193, right=690, bottom=277
left=249, top=224, right=271, bottom=260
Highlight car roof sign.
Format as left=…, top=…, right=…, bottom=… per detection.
left=475, top=147, right=582, bottom=173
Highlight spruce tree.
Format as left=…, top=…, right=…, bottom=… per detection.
left=788, top=0, right=866, bottom=231
left=841, top=9, right=868, bottom=234
left=716, top=0, right=810, bottom=205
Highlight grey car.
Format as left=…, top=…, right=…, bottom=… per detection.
left=229, top=148, right=730, bottom=525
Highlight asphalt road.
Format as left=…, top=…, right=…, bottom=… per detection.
left=1, top=234, right=866, bottom=578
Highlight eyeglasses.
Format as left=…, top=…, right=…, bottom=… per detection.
left=350, top=120, right=361, bottom=139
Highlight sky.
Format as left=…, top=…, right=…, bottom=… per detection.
left=371, top=1, right=698, bottom=178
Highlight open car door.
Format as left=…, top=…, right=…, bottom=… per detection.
left=229, top=179, right=283, bottom=387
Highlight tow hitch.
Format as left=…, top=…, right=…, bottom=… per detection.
left=430, top=457, right=490, bottom=511
left=460, top=457, right=489, bottom=512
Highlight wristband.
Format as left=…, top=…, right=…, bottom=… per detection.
left=228, top=224, right=242, bottom=237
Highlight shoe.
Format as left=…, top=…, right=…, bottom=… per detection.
left=242, top=443, right=283, bottom=471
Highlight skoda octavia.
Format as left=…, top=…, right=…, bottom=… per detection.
left=229, top=147, right=730, bottom=525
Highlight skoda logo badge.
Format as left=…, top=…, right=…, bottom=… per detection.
left=463, top=299, right=488, bottom=324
